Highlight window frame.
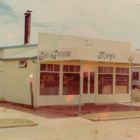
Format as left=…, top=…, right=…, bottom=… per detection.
left=62, top=65, right=80, bottom=95
left=115, top=67, right=129, bottom=94
left=98, top=66, right=113, bottom=94
left=40, top=64, right=60, bottom=96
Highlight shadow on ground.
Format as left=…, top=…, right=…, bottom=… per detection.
left=1, top=102, right=140, bottom=119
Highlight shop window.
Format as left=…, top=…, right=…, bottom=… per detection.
left=63, top=73, right=80, bottom=95
left=98, top=67, right=113, bottom=73
left=76, top=66, right=80, bottom=72
left=40, top=64, right=60, bottom=72
left=116, top=75, right=129, bottom=93
left=63, top=65, right=80, bottom=72
left=98, top=74, right=113, bottom=94
left=63, top=65, right=80, bottom=95
left=40, top=64, right=46, bottom=71
left=63, top=65, right=69, bottom=72
left=47, top=64, right=53, bottom=71
left=70, top=65, right=75, bottom=72
left=40, top=64, right=60, bottom=95
left=83, top=72, right=88, bottom=94
left=54, top=64, right=60, bottom=72
left=116, top=68, right=129, bottom=74
left=115, top=67, right=129, bottom=94
left=98, top=66, right=113, bottom=94
left=40, top=72, right=59, bottom=95
left=133, top=72, right=139, bottom=80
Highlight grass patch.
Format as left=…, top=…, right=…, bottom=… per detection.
left=82, top=111, right=140, bottom=121
left=0, top=118, right=37, bottom=128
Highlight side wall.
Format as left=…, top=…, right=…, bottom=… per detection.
left=3, top=60, right=37, bottom=106
left=0, top=61, right=4, bottom=99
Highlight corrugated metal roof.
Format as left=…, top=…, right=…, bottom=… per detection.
left=0, top=44, right=38, bottom=49
left=3, top=46, right=38, bottom=59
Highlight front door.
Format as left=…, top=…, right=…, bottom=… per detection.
left=83, top=72, right=95, bottom=94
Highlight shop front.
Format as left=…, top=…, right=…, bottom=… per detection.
left=36, top=33, right=132, bottom=106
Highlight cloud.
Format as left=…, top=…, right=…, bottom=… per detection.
left=0, top=1, right=19, bottom=24
left=0, top=0, right=140, bottom=49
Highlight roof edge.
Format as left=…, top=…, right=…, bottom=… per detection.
left=0, top=44, right=38, bottom=49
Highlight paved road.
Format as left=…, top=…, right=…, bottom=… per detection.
left=0, top=107, right=140, bottom=140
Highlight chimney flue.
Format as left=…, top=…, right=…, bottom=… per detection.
left=24, top=10, right=32, bottom=45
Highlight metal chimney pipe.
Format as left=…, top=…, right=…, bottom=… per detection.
left=24, top=10, right=32, bottom=45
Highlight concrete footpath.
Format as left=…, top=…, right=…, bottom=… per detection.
left=0, top=106, right=140, bottom=140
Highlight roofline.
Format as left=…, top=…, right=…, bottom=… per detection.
left=0, top=44, right=38, bottom=49
left=39, top=32, right=131, bottom=45
left=1, top=56, right=37, bottom=61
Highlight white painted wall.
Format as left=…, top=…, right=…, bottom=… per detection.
left=38, top=32, right=131, bottom=52
left=38, top=32, right=132, bottom=63
left=0, top=61, right=4, bottom=99
left=3, top=60, right=37, bottom=106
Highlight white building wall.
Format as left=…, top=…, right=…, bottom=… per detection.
left=38, top=32, right=131, bottom=52
left=3, top=60, right=37, bottom=106
left=0, top=62, right=4, bottom=99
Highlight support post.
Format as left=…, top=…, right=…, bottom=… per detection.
left=78, top=61, right=83, bottom=115
left=128, top=56, right=133, bottom=111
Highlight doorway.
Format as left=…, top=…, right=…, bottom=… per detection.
left=83, top=72, right=95, bottom=94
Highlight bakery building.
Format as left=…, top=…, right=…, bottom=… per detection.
left=0, top=32, right=136, bottom=107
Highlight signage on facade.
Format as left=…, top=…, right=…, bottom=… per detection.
left=85, top=40, right=94, bottom=47
left=39, top=50, right=71, bottom=60
left=98, top=51, right=116, bottom=60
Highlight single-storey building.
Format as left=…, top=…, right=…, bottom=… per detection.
left=0, top=32, right=139, bottom=107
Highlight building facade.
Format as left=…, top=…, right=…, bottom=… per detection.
left=0, top=32, right=138, bottom=107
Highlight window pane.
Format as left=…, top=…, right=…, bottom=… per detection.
left=116, top=68, right=120, bottom=73
left=40, top=72, right=59, bottom=95
left=121, top=68, right=124, bottom=73
left=133, top=72, right=139, bottom=80
left=116, top=75, right=129, bottom=93
left=63, top=65, right=69, bottom=72
left=98, top=67, right=103, bottom=73
left=125, top=68, right=129, bottom=74
left=47, top=64, right=53, bottom=71
left=104, top=67, right=108, bottom=73
left=98, top=67, right=113, bottom=73
left=70, top=65, right=75, bottom=72
left=54, top=64, right=60, bottom=72
left=40, top=64, right=46, bottom=71
left=63, top=73, right=80, bottom=95
left=116, top=67, right=129, bottom=74
left=98, top=74, right=113, bottom=94
left=83, top=72, right=88, bottom=94
left=90, top=72, right=94, bottom=93
left=109, top=67, right=113, bottom=73
left=76, top=66, right=80, bottom=72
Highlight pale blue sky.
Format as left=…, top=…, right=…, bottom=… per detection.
left=0, top=0, right=140, bottom=49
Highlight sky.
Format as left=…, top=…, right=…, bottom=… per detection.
left=0, top=0, right=140, bottom=49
